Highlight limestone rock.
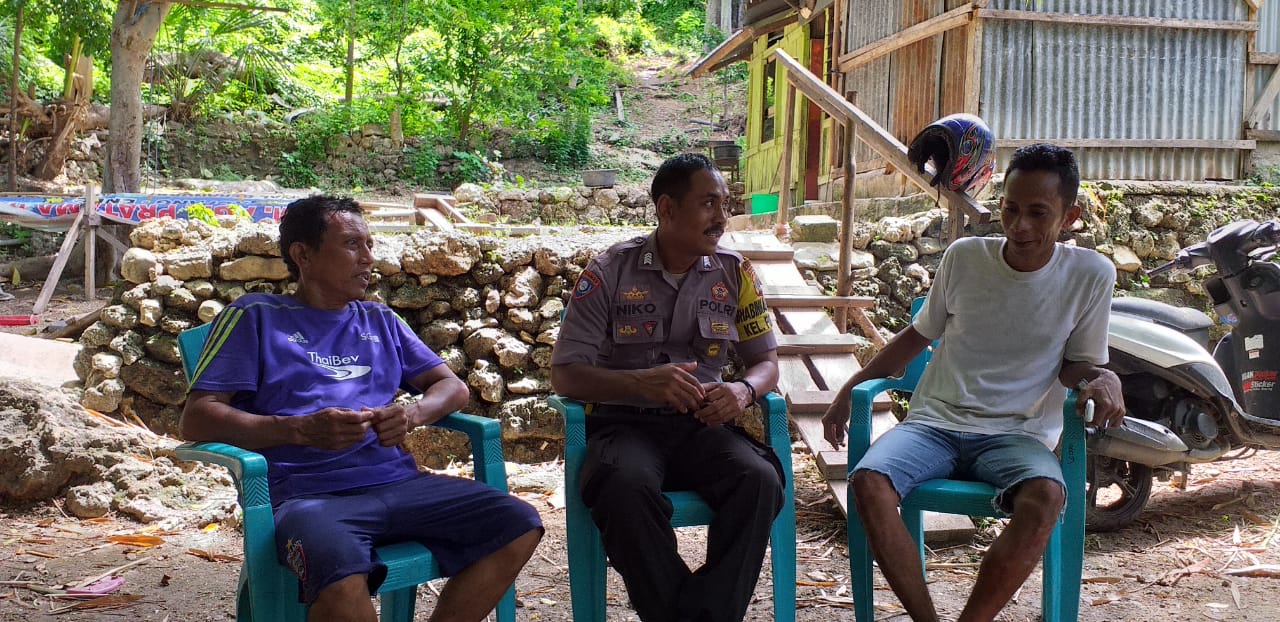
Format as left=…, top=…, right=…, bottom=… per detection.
left=494, top=336, right=531, bottom=369
left=120, top=359, right=187, bottom=406
left=101, top=305, right=139, bottom=330
left=235, top=222, right=281, bottom=256
left=81, top=322, right=116, bottom=348
left=875, top=216, right=915, bottom=243
left=220, top=256, right=289, bottom=281
left=402, top=231, right=481, bottom=277
left=463, top=327, right=504, bottom=362
left=81, top=378, right=125, bottom=412
left=120, top=248, right=161, bottom=284
left=1111, top=245, right=1143, bottom=273
left=144, top=333, right=183, bottom=366
left=65, top=481, right=114, bottom=518
left=790, top=215, right=840, bottom=243
left=91, top=352, right=123, bottom=380
left=138, top=299, right=163, bottom=326
left=163, top=248, right=214, bottom=280
left=503, top=267, right=543, bottom=308
left=121, top=283, right=151, bottom=309
left=166, top=288, right=200, bottom=312
left=420, top=320, right=462, bottom=351
left=914, top=236, right=944, bottom=256
left=198, top=299, right=225, bottom=323
left=1133, top=200, right=1165, bottom=228
left=467, top=360, right=504, bottom=403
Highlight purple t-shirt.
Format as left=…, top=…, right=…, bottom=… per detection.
left=190, top=293, right=445, bottom=503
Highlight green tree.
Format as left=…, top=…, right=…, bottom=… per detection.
left=423, top=0, right=603, bottom=144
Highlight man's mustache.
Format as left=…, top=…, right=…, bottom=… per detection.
left=703, top=226, right=725, bottom=236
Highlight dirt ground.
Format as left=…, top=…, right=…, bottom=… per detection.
left=2, top=445, right=1279, bottom=622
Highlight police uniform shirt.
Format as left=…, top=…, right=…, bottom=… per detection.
left=552, top=233, right=777, bottom=407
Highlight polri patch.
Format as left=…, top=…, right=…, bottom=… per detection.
left=573, top=270, right=603, bottom=300
left=643, top=320, right=658, bottom=336
left=711, top=281, right=729, bottom=302
left=706, top=343, right=721, bottom=357
left=623, top=286, right=649, bottom=301
left=711, top=321, right=730, bottom=335
left=618, top=324, right=638, bottom=337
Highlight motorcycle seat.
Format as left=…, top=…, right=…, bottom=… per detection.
left=1112, top=297, right=1213, bottom=332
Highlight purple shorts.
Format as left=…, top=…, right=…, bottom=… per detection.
left=272, top=472, right=543, bottom=604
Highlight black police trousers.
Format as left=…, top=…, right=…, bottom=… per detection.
left=579, top=409, right=785, bottom=622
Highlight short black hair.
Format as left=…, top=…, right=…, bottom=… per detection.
left=279, top=195, right=362, bottom=278
left=651, top=152, right=719, bottom=204
left=1005, top=144, right=1080, bottom=207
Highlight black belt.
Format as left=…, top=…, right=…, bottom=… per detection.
left=590, top=404, right=684, bottom=417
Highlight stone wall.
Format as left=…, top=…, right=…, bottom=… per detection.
left=452, top=182, right=658, bottom=226
left=74, top=216, right=645, bottom=466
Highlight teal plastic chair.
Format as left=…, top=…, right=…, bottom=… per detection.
left=548, top=392, right=797, bottom=622
left=174, top=322, right=517, bottom=622
left=845, top=297, right=1087, bottom=622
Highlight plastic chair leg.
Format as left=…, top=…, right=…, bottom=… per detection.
left=848, top=487, right=877, bottom=622
left=379, top=587, right=416, bottom=622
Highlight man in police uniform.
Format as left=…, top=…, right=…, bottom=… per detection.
left=551, top=153, right=783, bottom=622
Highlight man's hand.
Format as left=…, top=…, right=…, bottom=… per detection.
left=637, top=362, right=705, bottom=413
left=693, top=381, right=749, bottom=426
left=367, top=404, right=412, bottom=447
left=296, top=407, right=374, bottom=450
left=1077, top=369, right=1125, bottom=429
left=821, top=399, right=849, bottom=450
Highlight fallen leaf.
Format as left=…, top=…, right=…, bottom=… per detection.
left=186, top=549, right=240, bottom=563
left=64, top=577, right=125, bottom=597
left=1225, top=564, right=1280, bottom=578
left=1082, top=576, right=1124, bottom=584
left=1091, top=593, right=1126, bottom=606
left=50, top=593, right=142, bottom=613
left=107, top=535, right=164, bottom=548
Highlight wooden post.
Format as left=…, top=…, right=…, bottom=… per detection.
left=779, top=80, right=798, bottom=225
left=84, top=184, right=98, bottom=302
left=32, top=199, right=86, bottom=315
left=8, top=1, right=24, bottom=192
left=836, top=95, right=858, bottom=333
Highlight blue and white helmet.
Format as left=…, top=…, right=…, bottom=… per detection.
left=906, top=113, right=996, bottom=196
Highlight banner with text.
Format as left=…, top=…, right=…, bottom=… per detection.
left=0, top=194, right=295, bottom=232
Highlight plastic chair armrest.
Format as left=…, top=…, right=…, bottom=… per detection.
left=175, top=441, right=272, bottom=508
left=433, top=412, right=508, bottom=491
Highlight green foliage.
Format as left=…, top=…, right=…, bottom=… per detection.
left=638, top=0, right=704, bottom=50
left=405, top=144, right=441, bottom=186
left=511, top=106, right=593, bottom=168
left=448, top=150, right=504, bottom=187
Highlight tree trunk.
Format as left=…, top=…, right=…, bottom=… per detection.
left=104, top=1, right=172, bottom=193
left=8, top=1, right=25, bottom=192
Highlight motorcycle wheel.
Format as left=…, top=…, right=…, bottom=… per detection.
left=1085, top=456, right=1153, bottom=532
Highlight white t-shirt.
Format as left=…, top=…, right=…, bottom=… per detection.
left=908, top=237, right=1115, bottom=448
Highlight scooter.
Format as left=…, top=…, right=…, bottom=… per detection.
left=1085, top=219, right=1280, bottom=531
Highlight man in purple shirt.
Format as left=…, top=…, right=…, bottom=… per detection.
left=181, top=195, right=542, bottom=622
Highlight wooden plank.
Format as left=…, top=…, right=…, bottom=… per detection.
left=32, top=204, right=86, bottom=315
left=837, top=3, right=975, bottom=72
left=1247, top=129, right=1280, bottom=142
left=1247, top=65, right=1280, bottom=127
left=419, top=207, right=455, bottom=231
left=772, top=49, right=990, bottom=226
left=778, top=334, right=863, bottom=355
left=778, top=356, right=821, bottom=394
left=788, top=389, right=892, bottom=414
left=997, top=138, right=1257, bottom=150
left=738, top=248, right=795, bottom=261
left=687, top=26, right=756, bottom=78
left=767, top=294, right=874, bottom=308
left=977, top=8, right=1260, bottom=32
left=1252, top=52, right=1280, bottom=66
left=763, top=284, right=823, bottom=296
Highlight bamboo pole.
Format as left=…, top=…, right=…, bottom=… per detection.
left=836, top=95, right=857, bottom=333
left=779, top=81, right=797, bottom=225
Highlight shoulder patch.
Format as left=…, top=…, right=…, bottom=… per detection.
left=573, top=270, right=603, bottom=300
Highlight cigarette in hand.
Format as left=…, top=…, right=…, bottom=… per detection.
left=1077, top=380, right=1095, bottom=424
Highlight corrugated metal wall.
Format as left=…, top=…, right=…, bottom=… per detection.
left=1258, top=0, right=1280, bottom=134
left=981, top=0, right=1249, bottom=179
left=843, top=0, right=1254, bottom=180
left=841, top=0, right=931, bottom=166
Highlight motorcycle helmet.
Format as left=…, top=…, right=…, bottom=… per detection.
left=906, top=113, right=996, bottom=196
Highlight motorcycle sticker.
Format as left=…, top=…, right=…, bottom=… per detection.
left=1245, top=334, right=1264, bottom=360
left=1242, top=370, right=1277, bottom=393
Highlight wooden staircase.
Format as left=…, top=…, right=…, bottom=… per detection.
left=722, top=231, right=977, bottom=539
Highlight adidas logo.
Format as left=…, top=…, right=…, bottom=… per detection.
left=287, top=332, right=309, bottom=344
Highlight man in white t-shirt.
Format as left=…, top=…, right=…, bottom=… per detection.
left=822, top=144, right=1125, bottom=622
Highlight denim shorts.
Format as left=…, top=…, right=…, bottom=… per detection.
left=272, top=473, right=543, bottom=604
left=852, top=419, right=1065, bottom=514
